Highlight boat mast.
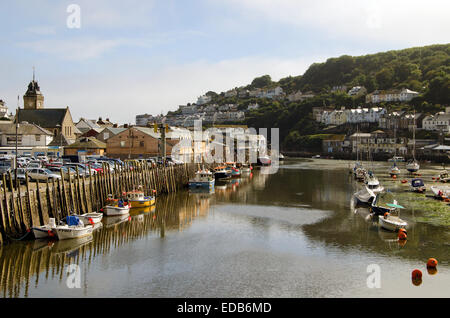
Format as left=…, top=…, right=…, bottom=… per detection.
left=412, top=109, right=416, bottom=161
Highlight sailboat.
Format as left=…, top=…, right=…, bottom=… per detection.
left=406, top=110, right=420, bottom=173
left=352, top=125, right=367, bottom=181
left=389, top=123, right=401, bottom=176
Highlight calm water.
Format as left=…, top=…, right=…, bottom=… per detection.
left=1, top=158, right=449, bottom=298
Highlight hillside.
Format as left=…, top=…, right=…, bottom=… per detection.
left=172, top=44, right=450, bottom=151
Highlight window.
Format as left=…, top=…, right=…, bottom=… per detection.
left=140, top=141, right=144, bottom=147
left=35, top=135, right=41, bottom=142
left=120, top=141, right=126, bottom=147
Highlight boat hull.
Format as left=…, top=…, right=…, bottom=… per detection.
left=32, top=226, right=53, bottom=239
left=54, top=226, right=93, bottom=240
left=104, top=205, right=130, bottom=216
left=379, top=216, right=407, bottom=232
left=130, top=197, right=155, bottom=208
left=79, top=213, right=103, bottom=225
left=189, top=180, right=214, bottom=190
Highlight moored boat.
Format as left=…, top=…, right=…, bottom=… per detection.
left=126, top=189, right=155, bottom=208
left=32, top=218, right=57, bottom=239
left=389, top=163, right=401, bottom=177
left=354, top=186, right=376, bottom=206
left=79, top=212, right=103, bottom=225
left=406, top=159, right=420, bottom=173
left=104, top=198, right=131, bottom=216
left=430, top=185, right=450, bottom=200
left=410, top=178, right=426, bottom=193
left=213, top=166, right=231, bottom=179
left=53, top=216, right=93, bottom=240
left=378, top=203, right=407, bottom=232
left=189, top=169, right=215, bottom=191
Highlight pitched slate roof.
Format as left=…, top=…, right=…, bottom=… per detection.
left=48, top=133, right=71, bottom=147
left=17, top=108, right=68, bottom=128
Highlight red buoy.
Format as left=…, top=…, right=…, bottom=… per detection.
left=398, top=232, right=407, bottom=240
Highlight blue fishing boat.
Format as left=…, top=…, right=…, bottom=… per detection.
left=189, top=169, right=215, bottom=191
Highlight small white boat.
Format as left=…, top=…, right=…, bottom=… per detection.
left=378, top=202, right=407, bottom=232
left=79, top=212, right=103, bottom=225
left=364, top=172, right=384, bottom=194
left=32, top=221, right=56, bottom=239
left=53, top=216, right=93, bottom=240
left=406, top=159, right=420, bottom=173
left=430, top=185, right=450, bottom=199
left=104, top=204, right=130, bottom=216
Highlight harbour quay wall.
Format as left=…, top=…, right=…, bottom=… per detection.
left=0, top=162, right=202, bottom=246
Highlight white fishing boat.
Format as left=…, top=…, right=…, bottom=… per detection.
left=53, top=216, right=93, bottom=240
left=378, top=202, right=407, bottom=232
left=104, top=203, right=130, bottom=216
left=79, top=212, right=103, bottom=225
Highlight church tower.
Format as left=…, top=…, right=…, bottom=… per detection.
left=23, top=69, right=44, bottom=109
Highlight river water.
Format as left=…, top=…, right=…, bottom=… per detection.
left=1, top=158, right=449, bottom=297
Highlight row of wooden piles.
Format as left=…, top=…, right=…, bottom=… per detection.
left=0, top=162, right=200, bottom=245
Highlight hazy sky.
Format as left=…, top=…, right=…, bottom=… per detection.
left=1, top=0, right=449, bottom=124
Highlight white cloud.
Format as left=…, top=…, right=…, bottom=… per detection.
left=221, top=0, right=450, bottom=46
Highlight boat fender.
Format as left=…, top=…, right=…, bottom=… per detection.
left=47, top=230, right=55, bottom=237
left=427, top=258, right=438, bottom=268
left=88, top=218, right=94, bottom=225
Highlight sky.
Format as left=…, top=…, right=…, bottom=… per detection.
left=0, top=0, right=449, bottom=124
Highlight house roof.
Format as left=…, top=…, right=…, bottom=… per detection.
left=64, top=137, right=106, bottom=149
left=0, top=122, right=52, bottom=135
left=17, top=108, right=68, bottom=128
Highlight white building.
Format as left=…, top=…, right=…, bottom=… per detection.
left=345, top=107, right=386, bottom=124
left=366, top=88, right=419, bottom=103
left=247, top=103, right=259, bottom=111
left=422, top=112, right=450, bottom=132
left=0, top=122, right=53, bottom=147
left=347, top=86, right=367, bottom=96
left=224, top=89, right=237, bottom=98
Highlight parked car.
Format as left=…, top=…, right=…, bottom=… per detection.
left=47, top=166, right=76, bottom=180
left=27, top=168, right=61, bottom=181
left=27, top=162, right=42, bottom=169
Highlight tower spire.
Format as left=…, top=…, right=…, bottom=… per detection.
left=32, top=66, right=35, bottom=82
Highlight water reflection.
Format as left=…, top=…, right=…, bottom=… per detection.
left=0, top=192, right=212, bottom=297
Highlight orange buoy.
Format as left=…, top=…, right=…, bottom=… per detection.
left=427, top=267, right=438, bottom=275
left=401, top=179, right=407, bottom=184
left=398, top=239, right=407, bottom=247
left=392, top=175, right=397, bottom=179
left=384, top=212, right=389, bottom=219
left=427, top=258, right=438, bottom=268
left=399, top=228, right=407, bottom=235
left=398, top=231, right=407, bottom=240
left=412, top=269, right=422, bottom=280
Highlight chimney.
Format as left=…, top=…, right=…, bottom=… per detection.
left=124, top=124, right=129, bottom=128
left=113, top=123, right=118, bottom=128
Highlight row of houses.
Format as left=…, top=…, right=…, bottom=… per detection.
left=316, top=106, right=450, bottom=132
left=322, top=131, right=449, bottom=157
